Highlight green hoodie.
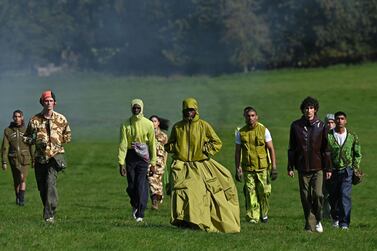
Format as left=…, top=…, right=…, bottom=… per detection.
left=165, top=98, right=222, bottom=161
left=118, top=99, right=156, bottom=166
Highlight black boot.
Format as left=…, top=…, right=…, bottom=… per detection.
left=19, top=190, right=25, bottom=206
left=16, top=192, right=20, bottom=205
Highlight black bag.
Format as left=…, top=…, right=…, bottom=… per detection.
left=52, top=154, right=67, bottom=172
left=352, top=169, right=364, bottom=185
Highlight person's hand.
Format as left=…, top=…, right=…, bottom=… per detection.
left=288, top=170, right=295, bottom=177
left=270, top=168, right=278, bottom=181
left=2, top=163, right=7, bottom=171
left=325, top=171, right=332, bottom=180
left=119, top=164, right=127, bottom=177
left=235, top=167, right=243, bottom=182
left=149, top=165, right=156, bottom=176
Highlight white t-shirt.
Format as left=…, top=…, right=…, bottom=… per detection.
left=333, top=128, right=347, bottom=146
left=235, top=127, right=272, bottom=145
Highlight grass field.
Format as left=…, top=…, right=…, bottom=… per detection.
left=0, top=63, right=376, bottom=250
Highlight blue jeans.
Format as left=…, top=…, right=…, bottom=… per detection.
left=329, top=167, right=353, bottom=227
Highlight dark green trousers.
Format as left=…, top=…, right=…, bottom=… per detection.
left=35, top=162, right=58, bottom=219
left=298, top=170, right=324, bottom=230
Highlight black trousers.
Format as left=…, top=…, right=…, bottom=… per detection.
left=126, top=150, right=149, bottom=218
left=35, top=161, right=58, bottom=219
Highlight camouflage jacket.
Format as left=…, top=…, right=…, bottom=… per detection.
left=155, top=129, right=168, bottom=168
left=24, top=111, right=71, bottom=163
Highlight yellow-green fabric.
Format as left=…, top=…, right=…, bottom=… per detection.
left=170, top=159, right=240, bottom=233
left=238, top=122, right=269, bottom=171
left=166, top=98, right=240, bottom=233
left=118, top=99, right=156, bottom=166
left=165, top=99, right=221, bottom=161
left=244, top=170, right=271, bottom=222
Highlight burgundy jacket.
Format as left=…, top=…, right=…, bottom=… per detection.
left=287, top=116, right=331, bottom=172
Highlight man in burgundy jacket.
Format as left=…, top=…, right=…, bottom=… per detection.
left=287, top=96, right=332, bottom=233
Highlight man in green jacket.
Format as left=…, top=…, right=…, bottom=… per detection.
left=327, top=111, right=362, bottom=230
left=118, top=99, right=156, bottom=223
left=235, top=106, right=277, bottom=224
left=165, top=98, right=240, bottom=233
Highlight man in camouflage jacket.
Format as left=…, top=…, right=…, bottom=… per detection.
left=24, top=90, right=71, bottom=223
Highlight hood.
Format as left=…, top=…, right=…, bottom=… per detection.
left=182, top=97, right=200, bottom=121
left=131, top=98, right=144, bottom=119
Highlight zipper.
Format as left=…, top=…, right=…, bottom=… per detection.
left=187, top=121, right=191, bottom=161
left=16, top=128, right=21, bottom=169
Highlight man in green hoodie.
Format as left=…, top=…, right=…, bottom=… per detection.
left=118, top=99, right=156, bottom=223
left=165, top=98, right=240, bottom=233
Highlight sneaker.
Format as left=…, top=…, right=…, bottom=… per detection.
left=132, top=208, right=137, bottom=219
left=332, top=220, right=339, bottom=228
left=45, top=217, right=55, bottom=224
left=315, top=222, right=323, bottom=233
left=249, top=219, right=258, bottom=224
left=341, top=226, right=349, bottom=230
left=261, top=216, right=268, bottom=223
left=135, top=217, right=143, bottom=223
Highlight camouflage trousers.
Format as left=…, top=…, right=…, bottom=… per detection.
left=148, top=164, right=165, bottom=199
left=243, top=169, right=271, bottom=222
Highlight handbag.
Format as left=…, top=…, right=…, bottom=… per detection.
left=131, top=142, right=150, bottom=162
left=52, top=154, right=67, bottom=172
left=352, top=169, right=364, bottom=185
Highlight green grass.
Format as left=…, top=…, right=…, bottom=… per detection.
left=1, top=63, right=377, bottom=250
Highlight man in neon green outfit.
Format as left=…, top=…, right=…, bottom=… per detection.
left=165, top=98, right=240, bottom=233
left=235, top=106, right=277, bottom=223
left=118, top=99, right=157, bottom=223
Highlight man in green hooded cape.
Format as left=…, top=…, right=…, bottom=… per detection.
left=165, top=98, right=240, bottom=233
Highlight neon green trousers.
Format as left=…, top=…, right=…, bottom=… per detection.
left=243, top=170, right=271, bottom=222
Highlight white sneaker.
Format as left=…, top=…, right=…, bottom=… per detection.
left=45, top=217, right=55, bottom=224
left=132, top=208, right=137, bottom=219
left=341, top=226, right=349, bottom=230
left=315, top=222, right=323, bottom=233
left=332, top=220, right=339, bottom=228
left=135, top=217, right=143, bottom=223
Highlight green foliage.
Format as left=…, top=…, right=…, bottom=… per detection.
left=1, top=63, right=377, bottom=250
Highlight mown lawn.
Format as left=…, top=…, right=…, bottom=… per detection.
left=0, top=63, right=376, bottom=250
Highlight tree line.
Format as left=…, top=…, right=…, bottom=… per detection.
left=1, top=0, right=377, bottom=75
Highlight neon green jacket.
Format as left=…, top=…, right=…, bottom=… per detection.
left=118, top=99, right=156, bottom=166
left=165, top=98, right=222, bottom=161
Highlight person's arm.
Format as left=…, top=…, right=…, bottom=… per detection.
left=164, top=126, right=176, bottom=154
left=203, top=122, right=222, bottom=157
left=287, top=123, right=295, bottom=177
left=118, top=123, right=128, bottom=169
left=62, top=122, right=72, bottom=144
left=266, top=140, right=277, bottom=180
left=148, top=123, right=157, bottom=167
left=352, top=133, right=362, bottom=170
left=1, top=131, right=9, bottom=170
left=234, top=143, right=242, bottom=182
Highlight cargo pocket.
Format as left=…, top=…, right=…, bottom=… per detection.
left=258, top=155, right=269, bottom=169
left=223, top=186, right=236, bottom=202
left=20, top=150, right=31, bottom=165
left=205, top=177, right=222, bottom=195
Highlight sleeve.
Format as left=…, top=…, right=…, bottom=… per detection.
left=1, top=131, right=9, bottom=164
left=118, top=124, right=128, bottom=165
left=63, top=121, right=72, bottom=144
left=321, top=125, right=332, bottom=172
left=164, top=126, right=177, bottom=153
left=23, top=120, right=35, bottom=145
left=287, top=123, right=296, bottom=171
left=352, top=133, right=362, bottom=170
left=148, top=124, right=157, bottom=166
left=235, top=130, right=241, bottom=145
left=265, top=128, right=272, bottom=142
left=203, top=122, right=222, bottom=157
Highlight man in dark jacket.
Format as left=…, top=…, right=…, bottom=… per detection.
left=287, top=96, right=332, bottom=233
